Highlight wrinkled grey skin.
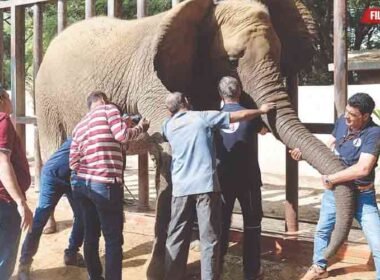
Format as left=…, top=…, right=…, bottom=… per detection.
left=35, top=0, right=353, bottom=278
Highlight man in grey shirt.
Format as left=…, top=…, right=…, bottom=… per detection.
left=162, top=91, right=275, bottom=280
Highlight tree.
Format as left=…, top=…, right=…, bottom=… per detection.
left=348, top=0, right=380, bottom=50
left=300, top=0, right=380, bottom=85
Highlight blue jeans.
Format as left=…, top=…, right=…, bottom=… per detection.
left=0, top=201, right=21, bottom=280
left=314, top=189, right=380, bottom=279
left=19, top=175, right=84, bottom=265
left=72, top=176, right=124, bottom=280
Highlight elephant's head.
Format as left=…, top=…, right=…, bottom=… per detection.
left=153, top=0, right=353, bottom=258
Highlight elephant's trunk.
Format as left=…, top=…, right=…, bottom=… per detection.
left=240, top=59, right=354, bottom=258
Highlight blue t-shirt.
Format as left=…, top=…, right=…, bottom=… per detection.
left=162, top=110, right=230, bottom=197
left=216, top=103, right=262, bottom=187
left=332, top=116, right=380, bottom=186
left=41, top=138, right=72, bottom=187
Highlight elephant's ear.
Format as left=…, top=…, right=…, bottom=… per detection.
left=153, top=0, right=214, bottom=92
left=258, top=0, right=317, bottom=76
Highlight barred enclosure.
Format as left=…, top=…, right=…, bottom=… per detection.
left=0, top=0, right=350, bottom=235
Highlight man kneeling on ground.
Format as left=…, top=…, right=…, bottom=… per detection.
left=18, top=138, right=85, bottom=280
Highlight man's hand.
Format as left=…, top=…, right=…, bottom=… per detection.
left=289, top=148, right=302, bottom=161
left=123, top=116, right=134, bottom=128
left=259, top=126, right=269, bottom=135
left=259, top=102, right=276, bottom=114
left=138, top=117, right=150, bottom=132
left=17, top=201, right=33, bottom=232
left=321, top=175, right=334, bottom=189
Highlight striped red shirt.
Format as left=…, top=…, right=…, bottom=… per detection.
left=70, top=104, right=143, bottom=183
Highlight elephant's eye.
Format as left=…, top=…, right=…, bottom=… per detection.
left=228, top=57, right=239, bottom=68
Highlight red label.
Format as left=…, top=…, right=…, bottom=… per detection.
left=360, top=8, right=380, bottom=24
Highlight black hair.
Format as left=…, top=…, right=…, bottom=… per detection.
left=347, top=93, right=375, bottom=115
left=86, top=91, right=109, bottom=109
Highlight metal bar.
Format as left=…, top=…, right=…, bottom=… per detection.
left=57, top=0, right=67, bottom=33
left=85, top=0, right=96, bottom=19
left=33, top=3, right=43, bottom=191
left=137, top=0, right=146, bottom=19
left=138, top=153, right=150, bottom=210
left=333, top=0, right=347, bottom=118
left=33, top=4, right=43, bottom=81
left=172, top=0, right=180, bottom=7
left=285, top=75, right=299, bottom=234
left=0, top=11, right=4, bottom=86
left=11, top=4, right=26, bottom=148
left=107, top=0, right=121, bottom=18
left=0, top=0, right=51, bottom=10
left=16, top=116, right=37, bottom=124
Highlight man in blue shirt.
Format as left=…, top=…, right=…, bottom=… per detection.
left=216, top=76, right=267, bottom=280
left=291, top=93, right=380, bottom=280
left=162, top=91, right=275, bottom=280
left=18, top=138, right=84, bottom=280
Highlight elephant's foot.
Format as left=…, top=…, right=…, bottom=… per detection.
left=145, top=252, right=165, bottom=280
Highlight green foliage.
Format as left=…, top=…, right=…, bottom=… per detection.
left=300, top=0, right=380, bottom=85
left=373, top=108, right=380, bottom=121
left=147, top=0, right=171, bottom=16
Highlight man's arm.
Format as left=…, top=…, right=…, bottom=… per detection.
left=106, top=106, right=149, bottom=143
left=0, top=150, right=33, bottom=231
left=325, top=153, right=377, bottom=186
left=230, top=103, right=276, bottom=123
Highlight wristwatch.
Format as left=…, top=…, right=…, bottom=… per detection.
left=323, top=175, right=333, bottom=188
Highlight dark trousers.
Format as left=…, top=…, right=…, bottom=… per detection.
left=220, top=181, right=263, bottom=280
left=20, top=175, right=84, bottom=265
left=72, top=177, right=124, bottom=280
left=0, top=201, right=21, bottom=280
left=165, top=192, right=222, bottom=280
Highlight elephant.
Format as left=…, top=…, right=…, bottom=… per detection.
left=35, top=0, right=354, bottom=278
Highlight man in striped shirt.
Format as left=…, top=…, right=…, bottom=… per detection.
left=70, top=91, right=149, bottom=280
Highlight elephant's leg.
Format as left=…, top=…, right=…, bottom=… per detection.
left=37, top=104, right=66, bottom=163
left=149, top=152, right=161, bottom=195
left=146, top=142, right=172, bottom=280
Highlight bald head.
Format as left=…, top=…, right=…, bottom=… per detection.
left=165, top=92, right=188, bottom=114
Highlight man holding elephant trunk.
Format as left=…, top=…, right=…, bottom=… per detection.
left=70, top=91, right=150, bottom=280
left=290, top=93, right=380, bottom=280
left=162, top=91, right=275, bottom=280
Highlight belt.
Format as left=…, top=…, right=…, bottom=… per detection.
left=356, top=183, right=374, bottom=192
